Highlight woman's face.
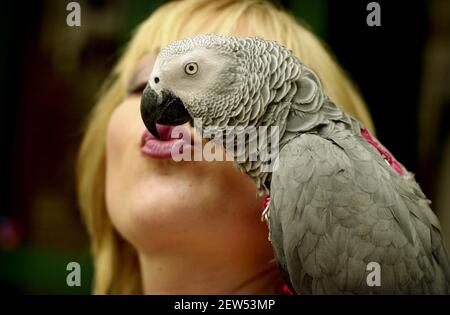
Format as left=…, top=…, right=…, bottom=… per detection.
left=105, top=54, right=270, bottom=257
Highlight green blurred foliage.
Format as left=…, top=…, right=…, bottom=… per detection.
left=287, top=0, right=328, bottom=39
left=0, top=247, right=93, bottom=294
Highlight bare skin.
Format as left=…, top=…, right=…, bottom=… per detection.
left=105, top=54, right=285, bottom=294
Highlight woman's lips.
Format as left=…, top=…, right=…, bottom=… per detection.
left=140, top=124, right=191, bottom=159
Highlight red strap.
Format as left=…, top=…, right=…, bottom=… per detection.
left=281, top=284, right=294, bottom=295
left=263, top=195, right=271, bottom=209
left=360, top=128, right=404, bottom=176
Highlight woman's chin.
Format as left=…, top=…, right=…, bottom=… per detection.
left=106, top=178, right=216, bottom=252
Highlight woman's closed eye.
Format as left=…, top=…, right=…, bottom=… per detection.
left=127, top=81, right=147, bottom=95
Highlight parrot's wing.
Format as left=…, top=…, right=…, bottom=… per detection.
left=269, top=133, right=450, bottom=294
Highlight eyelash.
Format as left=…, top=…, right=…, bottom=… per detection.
left=128, top=82, right=147, bottom=95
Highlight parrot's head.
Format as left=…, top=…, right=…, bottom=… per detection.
left=140, top=34, right=261, bottom=139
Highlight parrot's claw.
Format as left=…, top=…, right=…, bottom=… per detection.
left=261, top=199, right=271, bottom=223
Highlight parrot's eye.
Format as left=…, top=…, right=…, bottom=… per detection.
left=184, top=62, right=198, bottom=75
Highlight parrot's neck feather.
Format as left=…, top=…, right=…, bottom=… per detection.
left=229, top=41, right=360, bottom=195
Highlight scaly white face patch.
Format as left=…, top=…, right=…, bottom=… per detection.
left=149, top=47, right=229, bottom=103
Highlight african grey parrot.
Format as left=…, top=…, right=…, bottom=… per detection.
left=139, top=34, right=450, bottom=294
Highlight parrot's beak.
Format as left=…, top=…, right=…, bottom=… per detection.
left=140, top=85, right=192, bottom=139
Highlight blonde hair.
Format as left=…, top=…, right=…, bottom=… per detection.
left=77, top=0, right=375, bottom=294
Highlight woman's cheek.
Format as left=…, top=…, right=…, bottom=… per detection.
left=105, top=98, right=153, bottom=245
left=106, top=108, right=124, bottom=168
left=106, top=99, right=138, bottom=167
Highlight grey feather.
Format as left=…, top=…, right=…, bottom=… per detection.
left=269, top=132, right=450, bottom=294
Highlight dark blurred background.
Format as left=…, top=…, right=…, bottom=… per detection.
left=0, top=0, right=449, bottom=294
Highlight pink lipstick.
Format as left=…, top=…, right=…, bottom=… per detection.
left=140, top=124, right=190, bottom=159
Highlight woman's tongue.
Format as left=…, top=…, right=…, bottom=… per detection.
left=156, top=124, right=177, bottom=140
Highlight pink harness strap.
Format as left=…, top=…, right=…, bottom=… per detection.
left=281, top=283, right=294, bottom=295
left=360, top=128, right=404, bottom=176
